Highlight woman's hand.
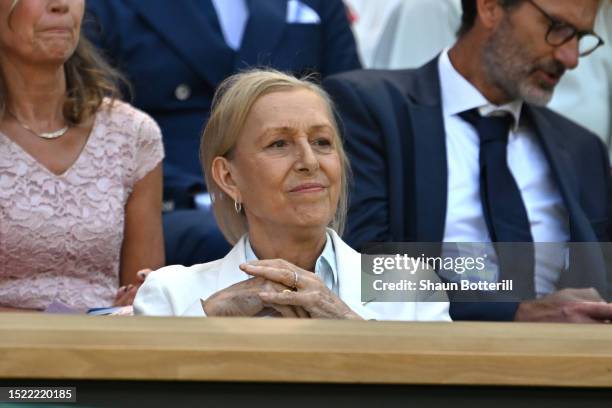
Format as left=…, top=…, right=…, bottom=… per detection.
left=240, top=260, right=363, bottom=320
left=202, top=276, right=310, bottom=318
left=113, top=269, right=152, bottom=307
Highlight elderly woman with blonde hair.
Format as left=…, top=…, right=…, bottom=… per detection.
left=134, top=70, right=449, bottom=321
left=0, top=0, right=164, bottom=311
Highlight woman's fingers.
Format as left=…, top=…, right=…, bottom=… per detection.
left=259, top=290, right=360, bottom=320
left=113, top=285, right=138, bottom=306
left=293, top=306, right=310, bottom=318
left=269, top=304, right=299, bottom=318
left=259, top=290, right=312, bottom=307
left=241, top=262, right=320, bottom=290
left=259, top=290, right=325, bottom=318
left=113, top=285, right=129, bottom=304
left=241, top=264, right=298, bottom=288
left=243, top=260, right=355, bottom=319
left=264, top=283, right=310, bottom=318
left=113, top=287, right=125, bottom=304
left=136, top=269, right=153, bottom=284
left=114, top=269, right=152, bottom=307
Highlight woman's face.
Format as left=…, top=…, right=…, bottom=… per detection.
left=0, top=0, right=84, bottom=64
left=225, top=89, right=342, bottom=234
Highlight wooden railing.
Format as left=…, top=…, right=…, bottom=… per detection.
left=1, top=314, right=611, bottom=388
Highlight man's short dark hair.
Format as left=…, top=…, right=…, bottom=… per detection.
left=458, top=0, right=523, bottom=37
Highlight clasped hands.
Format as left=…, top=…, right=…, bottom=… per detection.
left=202, top=259, right=362, bottom=319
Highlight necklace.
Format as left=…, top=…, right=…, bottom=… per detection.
left=7, top=110, right=70, bottom=140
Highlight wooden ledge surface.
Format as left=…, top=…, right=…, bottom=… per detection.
left=1, top=313, right=611, bottom=387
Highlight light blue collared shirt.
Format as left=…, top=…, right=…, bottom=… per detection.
left=244, top=233, right=339, bottom=295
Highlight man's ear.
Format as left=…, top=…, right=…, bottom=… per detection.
left=211, top=156, right=242, bottom=203
left=476, top=0, right=507, bottom=30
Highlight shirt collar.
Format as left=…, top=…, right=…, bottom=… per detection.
left=244, top=233, right=338, bottom=290
left=438, top=48, right=523, bottom=132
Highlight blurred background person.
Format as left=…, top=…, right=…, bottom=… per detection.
left=362, top=0, right=463, bottom=70
left=135, top=70, right=450, bottom=321
left=349, top=0, right=611, bottom=154
left=84, top=0, right=362, bottom=267
left=0, top=0, right=164, bottom=311
left=343, top=0, right=403, bottom=67
left=550, top=2, right=611, bottom=151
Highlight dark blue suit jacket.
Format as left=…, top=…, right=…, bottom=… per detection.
left=324, top=58, right=612, bottom=321
left=85, top=0, right=361, bottom=205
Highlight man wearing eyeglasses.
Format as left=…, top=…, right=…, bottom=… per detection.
left=325, top=0, right=612, bottom=322
left=367, top=0, right=611, bottom=159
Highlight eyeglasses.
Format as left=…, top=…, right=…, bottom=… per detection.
left=525, top=0, right=604, bottom=57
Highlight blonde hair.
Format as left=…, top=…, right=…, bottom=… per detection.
left=2, top=0, right=126, bottom=125
left=201, top=69, right=350, bottom=245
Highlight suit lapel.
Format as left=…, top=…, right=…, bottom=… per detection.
left=237, top=0, right=287, bottom=67
left=332, top=230, right=379, bottom=320
left=527, top=107, right=607, bottom=293
left=127, top=0, right=235, bottom=86
left=406, top=58, right=448, bottom=243
left=527, top=107, right=596, bottom=242
left=215, top=236, right=252, bottom=290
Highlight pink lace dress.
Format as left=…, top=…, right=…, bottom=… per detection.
left=0, top=100, right=164, bottom=309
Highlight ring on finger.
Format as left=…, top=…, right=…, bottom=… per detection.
left=282, top=289, right=293, bottom=294
left=292, top=270, right=299, bottom=290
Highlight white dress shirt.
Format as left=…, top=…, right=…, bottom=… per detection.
left=211, top=0, right=249, bottom=51
left=438, top=50, right=570, bottom=297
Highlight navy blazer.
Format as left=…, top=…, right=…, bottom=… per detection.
left=85, top=0, right=361, bottom=204
left=324, top=58, right=612, bottom=321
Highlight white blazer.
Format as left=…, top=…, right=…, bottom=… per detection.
left=134, top=230, right=451, bottom=321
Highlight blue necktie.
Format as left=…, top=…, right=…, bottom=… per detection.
left=459, top=109, right=535, bottom=298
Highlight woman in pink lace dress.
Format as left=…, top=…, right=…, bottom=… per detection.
left=0, top=0, right=165, bottom=311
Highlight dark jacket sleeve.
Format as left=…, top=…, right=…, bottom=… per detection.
left=324, top=75, right=392, bottom=249
left=318, top=0, right=362, bottom=76
left=578, top=131, right=612, bottom=301
left=599, top=138, right=612, bottom=301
